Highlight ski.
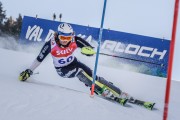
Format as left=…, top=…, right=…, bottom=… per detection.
left=23, top=79, right=154, bottom=109
left=111, top=91, right=156, bottom=110
left=128, top=97, right=155, bottom=110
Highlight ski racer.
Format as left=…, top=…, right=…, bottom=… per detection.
left=19, top=23, right=155, bottom=109
left=19, top=23, right=126, bottom=103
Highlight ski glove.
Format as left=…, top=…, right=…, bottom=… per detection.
left=81, top=46, right=96, bottom=56
left=19, top=69, right=33, bottom=81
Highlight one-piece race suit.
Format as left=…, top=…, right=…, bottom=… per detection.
left=35, top=36, right=122, bottom=95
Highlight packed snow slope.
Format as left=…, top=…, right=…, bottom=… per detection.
left=0, top=47, right=180, bottom=120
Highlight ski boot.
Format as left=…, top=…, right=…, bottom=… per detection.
left=96, top=86, right=128, bottom=106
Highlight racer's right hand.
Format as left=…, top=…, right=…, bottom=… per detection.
left=19, top=69, right=33, bottom=81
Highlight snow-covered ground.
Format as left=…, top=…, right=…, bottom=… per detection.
left=0, top=39, right=180, bottom=120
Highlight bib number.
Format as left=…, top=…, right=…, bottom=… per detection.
left=58, top=56, right=73, bottom=64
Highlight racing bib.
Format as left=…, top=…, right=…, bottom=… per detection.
left=50, top=39, right=77, bottom=67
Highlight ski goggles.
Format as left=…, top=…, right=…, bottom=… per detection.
left=58, top=35, right=73, bottom=41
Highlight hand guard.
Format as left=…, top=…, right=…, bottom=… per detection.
left=19, top=69, right=33, bottom=81
left=81, top=46, right=96, bottom=56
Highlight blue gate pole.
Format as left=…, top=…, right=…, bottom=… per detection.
left=91, top=0, right=107, bottom=96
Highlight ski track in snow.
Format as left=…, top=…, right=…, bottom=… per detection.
left=0, top=48, right=180, bottom=120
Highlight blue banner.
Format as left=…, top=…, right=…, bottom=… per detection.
left=20, top=16, right=170, bottom=77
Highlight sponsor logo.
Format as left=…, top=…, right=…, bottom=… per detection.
left=25, top=25, right=55, bottom=42
left=101, top=40, right=167, bottom=60
left=56, top=47, right=73, bottom=55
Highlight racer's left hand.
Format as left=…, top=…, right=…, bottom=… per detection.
left=81, top=46, right=96, bottom=56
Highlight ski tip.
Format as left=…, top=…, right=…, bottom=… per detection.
left=151, top=103, right=156, bottom=110
left=144, top=102, right=156, bottom=110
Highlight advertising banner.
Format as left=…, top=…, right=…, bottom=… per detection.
left=20, top=16, right=170, bottom=77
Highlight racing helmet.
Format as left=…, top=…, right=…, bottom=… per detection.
left=57, top=23, right=74, bottom=45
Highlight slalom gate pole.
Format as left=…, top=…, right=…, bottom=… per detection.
left=163, top=0, right=179, bottom=120
left=91, top=0, right=107, bottom=97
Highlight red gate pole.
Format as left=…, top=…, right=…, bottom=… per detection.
left=163, top=0, right=179, bottom=120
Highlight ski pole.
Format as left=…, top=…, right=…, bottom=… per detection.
left=32, top=72, right=39, bottom=75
